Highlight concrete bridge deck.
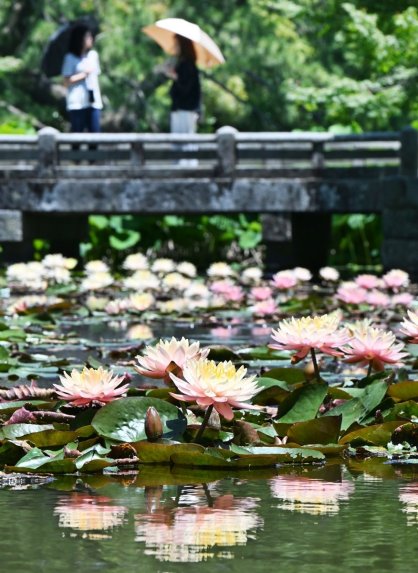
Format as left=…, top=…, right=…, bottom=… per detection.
left=0, top=127, right=417, bottom=273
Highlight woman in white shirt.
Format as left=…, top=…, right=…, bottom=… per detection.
left=61, top=25, right=103, bottom=132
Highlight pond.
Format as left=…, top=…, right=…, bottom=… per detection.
left=1, top=258, right=418, bottom=572
left=1, top=462, right=417, bottom=573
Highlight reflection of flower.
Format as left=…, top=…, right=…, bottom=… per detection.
left=128, top=292, right=155, bottom=312
left=135, top=493, right=262, bottom=562
left=170, top=359, right=259, bottom=420
left=127, top=324, right=154, bottom=340
left=270, top=313, right=350, bottom=362
left=55, top=493, right=127, bottom=538
left=399, top=484, right=418, bottom=525
left=343, top=322, right=406, bottom=371
left=270, top=475, right=354, bottom=515
left=135, top=337, right=209, bottom=381
left=54, top=367, right=129, bottom=406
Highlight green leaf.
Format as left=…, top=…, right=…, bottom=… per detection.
left=0, top=424, right=55, bottom=440
left=253, top=377, right=290, bottom=405
left=135, top=441, right=205, bottom=464
left=339, top=421, right=402, bottom=447
left=23, top=429, right=77, bottom=448
left=287, top=416, right=342, bottom=445
left=388, top=381, right=418, bottom=401
left=91, top=397, right=186, bottom=442
left=261, top=367, right=305, bottom=384
left=277, top=383, right=328, bottom=423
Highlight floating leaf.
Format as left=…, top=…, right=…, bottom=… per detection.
left=91, top=397, right=186, bottom=442
left=287, top=416, right=342, bottom=445
left=135, top=441, right=204, bottom=464
left=278, top=383, right=327, bottom=423
left=388, top=381, right=418, bottom=401
left=339, top=421, right=401, bottom=446
left=261, top=367, right=305, bottom=384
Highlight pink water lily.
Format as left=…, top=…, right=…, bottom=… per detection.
left=343, top=322, right=407, bottom=372
left=135, top=337, right=209, bottom=382
left=54, top=367, right=129, bottom=406
left=170, top=359, right=259, bottom=421
left=400, top=310, right=418, bottom=343
left=270, top=313, right=350, bottom=363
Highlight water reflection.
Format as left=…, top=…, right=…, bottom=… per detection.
left=134, top=484, right=263, bottom=562
left=270, top=475, right=355, bottom=515
left=399, top=483, right=418, bottom=525
left=54, top=493, right=128, bottom=539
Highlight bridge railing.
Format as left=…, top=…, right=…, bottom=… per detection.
left=0, top=127, right=411, bottom=178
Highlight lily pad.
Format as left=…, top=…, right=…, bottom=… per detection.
left=135, top=441, right=205, bottom=464
left=91, top=397, right=186, bottom=442
left=277, top=383, right=328, bottom=423
left=287, top=416, right=342, bottom=445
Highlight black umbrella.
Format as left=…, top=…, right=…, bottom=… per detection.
left=41, top=16, right=99, bottom=78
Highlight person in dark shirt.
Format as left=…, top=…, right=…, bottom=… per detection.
left=166, top=34, right=201, bottom=134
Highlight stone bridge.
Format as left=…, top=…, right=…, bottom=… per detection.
left=0, top=126, right=417, bottom=273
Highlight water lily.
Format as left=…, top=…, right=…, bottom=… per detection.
left=170, top=358, right=259, bottom=423
left=343, top=322, right=407, bottom=374
left=271, top=270, right=298, bottom=290
left=54, top=367, right=129, bottom=406
left=383, top=269, right=409, bottom=291
left=270, top=313, right=350, bottom=380
left=355, top=274, right=381, bottom=290
left=400, top=310, right=418, bottom=343
left=135, top=337, right=209, bottom=382
left=207, top=262, right=235, bottom=278
left=319, top=266, right=340, bottom=282
left=123, top=253, right=148, bottom=271
left=177, top=261, right=197, bottom=278
left=336, top=281, right=367, bottom=305
left=151, top=258, right=176, bottom=274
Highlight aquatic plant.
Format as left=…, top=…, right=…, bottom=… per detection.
left=54, top=367, right=129, bottom=406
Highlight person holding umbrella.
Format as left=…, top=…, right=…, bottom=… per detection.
left=165, top=34, right=201, bottom=135
left=143, top=18, right=225, bottom=136
left=61, top=25, right=103, bottom=133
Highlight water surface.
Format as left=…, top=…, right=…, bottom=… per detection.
left=1, top=463, right=417, bottom=573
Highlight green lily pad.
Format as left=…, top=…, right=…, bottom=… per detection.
left=287, top=415, right=342, bottom=445
left=277, top=383, right=328, bottom=423
left=91, top=397, right=186, bottom=442
left=339, top=421, right=402, bottom=447
left=135, top=441, right=205, bottom=464
left=388, top=381, right=418, bottom=401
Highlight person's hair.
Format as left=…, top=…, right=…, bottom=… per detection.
left=176, top=34, right=197, bottom=63
left=68, top=25, right=91, bottom=57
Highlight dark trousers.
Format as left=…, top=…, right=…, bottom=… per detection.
left=69, top=108, right=101, bottom=133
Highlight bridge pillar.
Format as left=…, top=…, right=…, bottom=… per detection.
left=381, top=127, right=418, bottom=279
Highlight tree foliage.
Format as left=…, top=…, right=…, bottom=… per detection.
left=0, top=0, right=417, bottom=133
